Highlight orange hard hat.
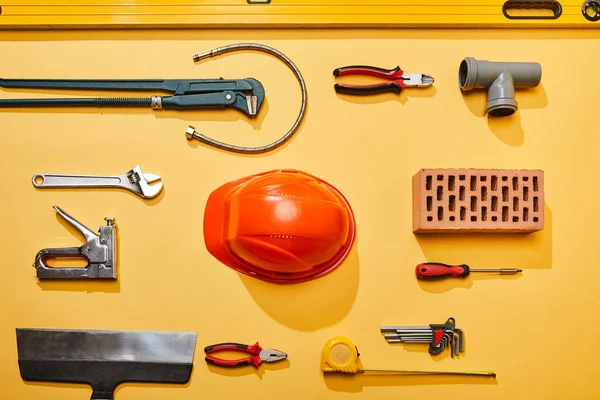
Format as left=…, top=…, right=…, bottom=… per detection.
left=204, top=169, right=356, bottom=283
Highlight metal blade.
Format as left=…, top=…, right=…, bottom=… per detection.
left=16, top=328, right=197, bottom=364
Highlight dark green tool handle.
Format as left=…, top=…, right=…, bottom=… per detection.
left=0, top=97, right=151, bottom=107
left=0, top=78, right=177, bottom=92
left=0, top=93, right=236, bottom=109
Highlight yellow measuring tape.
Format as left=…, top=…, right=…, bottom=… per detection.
left=0, top=0, right=596, bottom=29
left=321, top=336, right=496, bottom=377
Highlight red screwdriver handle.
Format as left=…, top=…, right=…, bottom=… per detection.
left=416, top=263, right=471, bottom=279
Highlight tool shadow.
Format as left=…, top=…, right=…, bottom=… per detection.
left=36, top=211, right=122, bottom=293
left=323, top=373, right=497, bottom=392
left=238, top=245, right=359, bottom=331
left=461, top=83, right=548, bottom=147
left=415, top=203, right=552, bottom=293
left=24, top=380, right=193, bottom=397
left=115, top=380, right=193, bottom=397
left=335, top=86, right=437, bottom=105
left=32, top=186, right=166, bottom=206
left=385, top=343, right=466, bottom=360
left=3, top=29, right=600, bottom=42
left=206, top=359, right=291, bottom=380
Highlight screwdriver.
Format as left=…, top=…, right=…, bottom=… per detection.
left=416, top=262, right=522, bottom=280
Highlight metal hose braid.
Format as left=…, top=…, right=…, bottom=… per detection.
left=191, top=43, right=307, bottom=154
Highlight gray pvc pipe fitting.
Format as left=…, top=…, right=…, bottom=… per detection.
left=459, top=57, right=542, bottom=117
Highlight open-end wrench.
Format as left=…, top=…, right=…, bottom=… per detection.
left=32, top=165, right=163, bottom=199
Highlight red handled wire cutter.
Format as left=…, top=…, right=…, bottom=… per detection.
left=333, top=65, right=434, bottom=95
left=204, top=342, right=287, bottom=368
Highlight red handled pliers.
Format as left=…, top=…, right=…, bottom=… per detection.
left=333, top=65, right=434, bottom=95
left=204, top=342, right=287, bottom=368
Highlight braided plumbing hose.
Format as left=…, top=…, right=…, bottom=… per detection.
left=187, top=43, right=307, bottom=154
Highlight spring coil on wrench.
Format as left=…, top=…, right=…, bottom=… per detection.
left=190, top=43, right=307, bottom=154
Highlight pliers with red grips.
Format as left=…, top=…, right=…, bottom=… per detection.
left=333, top=65, right=434, bottom=95
left=204, top=342, right=287, bottom=368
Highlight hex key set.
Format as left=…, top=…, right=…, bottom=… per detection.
left=381, top=318, right=465, bottom=357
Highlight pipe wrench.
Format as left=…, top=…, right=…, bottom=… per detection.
left=0, top=77, right=265, bottom=116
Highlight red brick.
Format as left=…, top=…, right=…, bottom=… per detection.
left=413, top=168, right=544, bottom=233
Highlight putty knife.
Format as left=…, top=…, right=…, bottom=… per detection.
left=16, top=328, right=197, bottom=400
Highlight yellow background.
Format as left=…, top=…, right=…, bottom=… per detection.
left=1, top=28, right=599, bottom=399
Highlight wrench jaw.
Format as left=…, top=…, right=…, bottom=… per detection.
left=227, top=78, right=264, bottom=117
left=126, top=166, right=164, bottom=199
left=244, top=78, right=265, bottom=115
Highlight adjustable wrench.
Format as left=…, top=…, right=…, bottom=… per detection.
left=32, top=165, right=163, bottom=199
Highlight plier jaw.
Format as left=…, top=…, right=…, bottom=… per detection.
left=204, top=342, right=288, bottom=369
left=401, top=73, right=435, bottom=88
left=333, top=65, right=434, bottom=96
left=259, top=349, right=287, bottom=363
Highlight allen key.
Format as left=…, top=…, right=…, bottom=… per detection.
left=380, top=317, right=464, bottom=358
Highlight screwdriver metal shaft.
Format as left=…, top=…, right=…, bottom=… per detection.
left=471, top=269, right=522, bottom=274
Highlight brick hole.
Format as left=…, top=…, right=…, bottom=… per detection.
left=513, top=216, right=519, bottom=222
left=502, top=206, right=509, bottom=221
left=448, top=176, right=455, bottom=191
left=460, top=207, right=466, bottom=221
left=491, top=196, right=498, bottom=211
left=480, top=176, right=487, bottom=181
left=471, top=216, right=477, bottom=221
left=470, top=196, right=477, bottom=212
left=523, top=207, right=529, bottom=221
left=491, top=176, right=498, bottom=191
left=426, top=196, right=432, bottom=211
left=513, top=197, right=519, bottom=211
left=427, top=216, right=433, bottom=221
left=523, top=176, right=529, bottom=181
left=449, top=216, right=455, bottom=221
left=459, top=186, right=465, bottom=201
left=502, top=186, right=509, bottom=202
left=533, top=197, right=539, bottom=212
left=533, top=176, right=539, bottom=191
left=502, top=176, right=508, bottom=181
left=437, top=186, right=443, bottom=201
left=470, top=176, right=476, bottom=191
left=492, top=216, right=498, bottom=221
left=523, top=186, right=529, bottom=201
left=459, top=175, right=466, bottom=181
left=437, top=175, right=443, bottom=181
left=449, top=195, right=456, bottom=211
left=426, top=175, right=432, bottom=190
left=533, top=217, right=539, bottom=222
left=512, top=176, right=518, bottom=190
left=437, top=207, right=443, bottom=221
left=482, top=206, right=487, bottom=221
left=481, top=186, right=487, bottom=201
